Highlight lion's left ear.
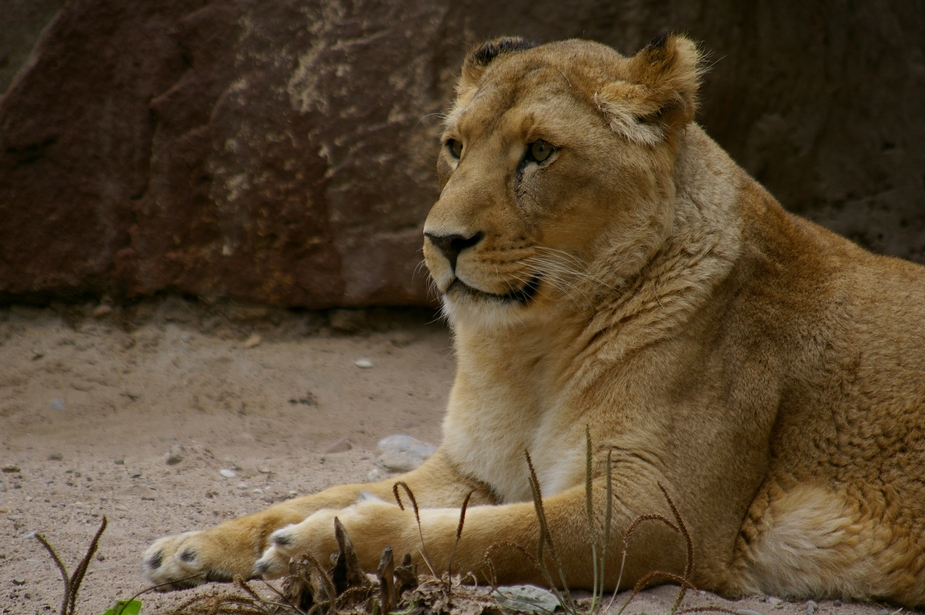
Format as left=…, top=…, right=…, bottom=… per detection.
left=597, top=33, right=704, bottom=145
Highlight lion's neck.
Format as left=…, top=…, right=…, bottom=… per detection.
left=572, top=126, right=745, bottom=365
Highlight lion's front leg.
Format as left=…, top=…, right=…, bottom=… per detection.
left=255, top=480, right=690, bottom=591
left=143, top=450, right=491, bottom=589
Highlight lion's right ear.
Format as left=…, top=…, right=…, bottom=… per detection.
left=458, top=37, right=538, bottom=91
left=597, top=33, right=704, bottom=146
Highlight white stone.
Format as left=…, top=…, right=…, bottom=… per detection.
left=376, top=434, right=436, bottom=472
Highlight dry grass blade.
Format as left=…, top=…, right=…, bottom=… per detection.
left=524, top=450, right=578, bottom=614
left=584, top=429, right=602, bottom=614
left=392, top=480, right=420, bottom=515
left=392, top=481, right=438, bottom=578
left=622, top=513, right=680, bottom=545
left=585, top=428, right=598, bottom=548
left=68, top=517, right=108, bottom=615
left=658, top=483, right=693, bottom=581
left=613, top=484, right=698, bottom=615
left=33, top=533, right=70, bottom=615
left=656, top=483, right=694, bottom=615
left=446, top=490, right=473, bottom=579
left=482, top=541, right=541, bottom=589
left=633, top=571, right=697, bottom=595
left=524, top=452, right=550, bottom=568
left=614, top=572, right=698, bottom=615
left=599, top=449, right=613, bottom=605
left=34, top=516, right=108, bottom=615
left=611, top=507, right=681, bottom=603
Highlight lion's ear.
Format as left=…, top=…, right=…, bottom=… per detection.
left=597, top=33, right=704, bottom=145
left=459, top=37, right=538, bottom=90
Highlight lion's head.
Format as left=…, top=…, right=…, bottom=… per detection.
left=423, top=35, right=704, bottom=330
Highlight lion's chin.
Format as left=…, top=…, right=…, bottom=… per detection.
left=445, top=275, right=542, bottom=305
left=440, top=275, right=544, bottom=331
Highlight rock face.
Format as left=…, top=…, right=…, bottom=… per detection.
left=1, top=0, right=923, bottom=307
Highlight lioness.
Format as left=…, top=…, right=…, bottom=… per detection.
left=144, top=35, right=925, bottom=606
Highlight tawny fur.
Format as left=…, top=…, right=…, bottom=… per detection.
left=143, top=35, right=925, bottom=606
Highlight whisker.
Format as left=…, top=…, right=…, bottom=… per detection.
left=412, top=259, right=430, bottom=285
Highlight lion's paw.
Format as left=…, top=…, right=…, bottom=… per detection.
left=143, top=531, right=239, bottom=590
left=252, top=524, right=302, bottom=578
left=253, top=508, right=344, bottom=579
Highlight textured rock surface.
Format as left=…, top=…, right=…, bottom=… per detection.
left=0, top=0, right=67, bottom=95
left=1, top=0, right=923, bottom=307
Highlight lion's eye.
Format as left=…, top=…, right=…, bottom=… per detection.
left=447, top=139, right=463, bottom=159
left=526, top=140, right=554, bottom=163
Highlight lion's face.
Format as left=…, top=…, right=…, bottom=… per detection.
left=423, top=37, right=702, bottom=329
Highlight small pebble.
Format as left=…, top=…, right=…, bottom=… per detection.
left=114, top=504, right=128, bottom=511
left=243, top=334, right=261, bottom=348
left=807, top=600, right=818, bottom=614
left=48, top=453, right=63, bottom=461
left=354, top=358, right=373, bottom=369
left=768, top=597, right=782, bottom=606
left=50, top=399, right=65, bottom=411
left=878, top=610, right=890, bottom=615
left=237, top=482, right=248, bottom=489
left=833, top=601, right=841, bottom=607
left=258, top=468, right=271, bottom=474
left=12, top=578, right=25, bottom=586
left=2, top=465, right=21, bottom=473
left=166, top=444, right=185, bottom=466
left=219, top=468, right=237, bottom=478
left=366, top=468, right=381, bottom=482
left=114, top=458, right=125, bottom=465
left=738, top=610, right=764, bottom=615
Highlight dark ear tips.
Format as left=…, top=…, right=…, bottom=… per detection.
left=465, top=37, right=538, bottom=72
left=646, top=31, right=670, bottom=50
left=459, top=36, right=539, bottom=89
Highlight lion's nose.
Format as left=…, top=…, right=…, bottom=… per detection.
left=424, top=231, right=484, bottom=271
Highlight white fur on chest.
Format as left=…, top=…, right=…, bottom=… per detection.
left=441, top=377, right=585, bottom=503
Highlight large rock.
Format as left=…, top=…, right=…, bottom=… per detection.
left=1, top=0, right=923, bottom=307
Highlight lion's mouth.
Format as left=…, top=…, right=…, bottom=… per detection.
left=448, top=275, right=542, bottom=305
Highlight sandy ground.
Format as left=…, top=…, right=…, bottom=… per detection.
left=0, top=299, right=909, bottom=615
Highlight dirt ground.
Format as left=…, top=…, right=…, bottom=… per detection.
left=0, top=299, right=909, bottom=615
